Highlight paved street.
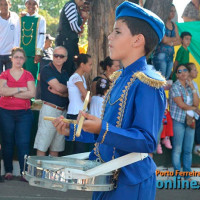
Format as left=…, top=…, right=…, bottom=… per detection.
left=0, top=176, right=200, bottom=200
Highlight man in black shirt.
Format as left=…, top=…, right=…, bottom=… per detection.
left=34, top=46, right=69, bottom=157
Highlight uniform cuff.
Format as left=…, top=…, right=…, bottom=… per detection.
left=65, top=123, right=77, bottom=141
left=97, top=120, right=109, bottom=144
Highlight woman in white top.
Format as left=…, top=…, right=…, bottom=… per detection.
left=67, top=53, right=92, bottom=119
left=67, top=53, right=92, bottom=153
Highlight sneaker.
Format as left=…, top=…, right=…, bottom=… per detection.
left=156, top=143, right=163, bottom=154
left=162, top=137, right=172, bottom=149
left=4, top=173, right=13, bottom=180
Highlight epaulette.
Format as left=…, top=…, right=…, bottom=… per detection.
left=109, top=70, right=122, bottom=82
left=134, top=65, right=166, bottom=89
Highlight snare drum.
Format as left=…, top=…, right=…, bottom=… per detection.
left=24, top=156, right=114, bottom=192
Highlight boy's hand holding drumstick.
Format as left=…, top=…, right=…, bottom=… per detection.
left=52, top=111, right=102, bottom=137
left=52, top=115, right=70, bottom=136
left=51, top=91, right=102, bottom=137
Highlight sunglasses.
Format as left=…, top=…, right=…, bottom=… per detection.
left=53, top=54, right=66, bottom=59
left=177, top=69, right=188, bottom=74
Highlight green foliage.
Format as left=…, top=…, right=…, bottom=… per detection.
left=10, top=0, right=88, bottom=44
left=79, top=22, right=88, bottom=46
left=11, top=0, right=67, bottom=17
left=39, top=9, right=59, bottom=38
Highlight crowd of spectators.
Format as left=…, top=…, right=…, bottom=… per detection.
left=0, top=0, right=200, bottom=183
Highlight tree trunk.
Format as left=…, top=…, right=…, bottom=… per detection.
left=86, top=0, right=124, bottom=89
left=144, top=0, right=173, bottom=23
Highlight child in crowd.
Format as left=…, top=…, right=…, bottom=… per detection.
left=14, top=0, right=46, bottom=82
left=36, top=33, right=55, bottom=99
left=53, top=2, right=166, bottom=199
left=157, top=102, right=173, bottom=154
left=67, top=53, right=92, bottom=153
left=91, top=57, right=120, bottom=95
left=172, top=31, right=192, bottom=82
left=90, top=78, right=110, bottom=118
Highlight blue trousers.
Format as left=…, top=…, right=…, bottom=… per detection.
left=172, top=119, right=195, bottom=179
left=0, top=108, right=33, bottom=174
left=92, top=173, right=156, bottom=200
left=152, top=52, right=173, bottom=80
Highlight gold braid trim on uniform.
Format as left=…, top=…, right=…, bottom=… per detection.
left=134, top=71, right=166, bottom=89
left=109, top=71, right=122, bottom=82
left=100, top=122, right=109, bottom=144
left=72, top=123, right=77, bottom=141
left=116, top=74, right=136, bottom=127
left=94, top=71, right=122, bottom=160
left=100, top=71, right=122, bottom=119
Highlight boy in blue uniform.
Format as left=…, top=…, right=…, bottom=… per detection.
left=53, top=2, right=166, bottom=200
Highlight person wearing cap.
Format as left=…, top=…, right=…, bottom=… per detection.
left=56, top=0, right=89, bottom=77
left=14, top=0, right=46, bottom=82
left=53, top=2, right=166, bottom=199
left=36, top=34, right=55, bottom=99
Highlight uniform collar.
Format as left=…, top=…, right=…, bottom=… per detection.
left=121, top=56, right=147, bottom=77
left=26, top=13, right=38, bottom=17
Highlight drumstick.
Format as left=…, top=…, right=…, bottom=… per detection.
left=76, top=91, right=90, bottom=137
left=43, top=116, right=77, bottom=124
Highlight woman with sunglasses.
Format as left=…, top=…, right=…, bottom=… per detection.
left=169, top=64, right=199, bottom=180
left=67, top=53, right=92, bottom=153
left=0, top=47, right=35, bottom=181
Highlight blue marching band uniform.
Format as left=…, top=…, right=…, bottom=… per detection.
left=64, top=2, right=166, bottom=200
left=66, top=57, right=166, bottom=200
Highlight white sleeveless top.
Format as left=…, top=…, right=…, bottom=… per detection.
left=67, top=73, right=87, bottom=115
left=89, top=95, right=104, bottom=118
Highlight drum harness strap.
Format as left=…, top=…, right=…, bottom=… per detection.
left=64, top=152, right=148, bottom=185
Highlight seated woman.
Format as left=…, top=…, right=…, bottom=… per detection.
left=0, top=47, right=35, bottom=181
left=91, top=57, right=120, bottom=95
left=169, top=64, right=199, bottom=180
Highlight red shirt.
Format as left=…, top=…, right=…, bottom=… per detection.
left=0, top=69, right=34, bottom=110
